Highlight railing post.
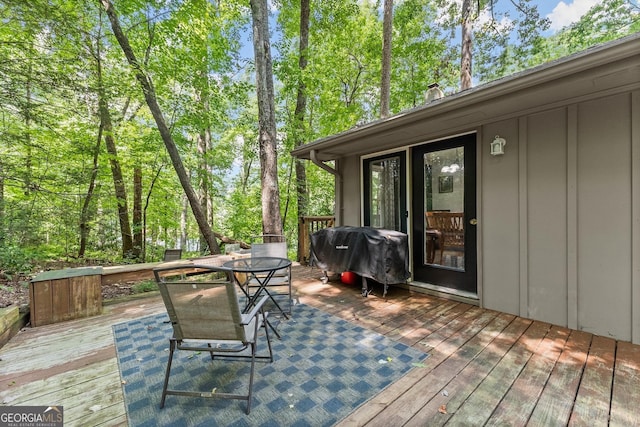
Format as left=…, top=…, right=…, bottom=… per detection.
left=297, top=215, right=335, bottom=264
left=297, top=216, right=306, bottom=264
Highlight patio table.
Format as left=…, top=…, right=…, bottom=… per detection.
left=223, top=256, right=292, bottom=337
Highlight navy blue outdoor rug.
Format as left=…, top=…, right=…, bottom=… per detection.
left=113, top=304, right=428, bottom=427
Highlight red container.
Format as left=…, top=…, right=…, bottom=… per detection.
left=341, top=271, right=358, bottom=285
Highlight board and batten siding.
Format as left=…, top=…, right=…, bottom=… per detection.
left=338, top=155, right=361, bottom=227
left=306, top=37, right=640, bottom=344
left=482, top=91, right=640, bottom=343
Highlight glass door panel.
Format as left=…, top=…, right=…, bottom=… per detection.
left=412, top=134, right=477, bottom=294
left=424, top=147, right=465, bottom=270
left=364, top=153, right=407, bottom=233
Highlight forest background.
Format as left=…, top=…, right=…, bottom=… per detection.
left=0, top=0, right=638, bottom=281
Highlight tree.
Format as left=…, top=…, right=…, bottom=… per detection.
left=250, top=0, right=284, bottom=238
left=460, top=0, right=472, bottom=90
left=294, top=0, right=310, bottom=260
left=1, top=0, right=634, bottom=268
left=384, top=0, right=457, bottom=110
left=97, top=57, right=135, bottom=258
left=537, top=0, right=640, bottom=62
left=132, top=166, right=143, bottom=257
left=436, top=0, right=551, bottom=89
left=380, top=0, right=393, bottom=117
left=100, top=0, right=222, bottom=254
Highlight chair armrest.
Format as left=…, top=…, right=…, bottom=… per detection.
left=241, top=295, right=270, bottom=325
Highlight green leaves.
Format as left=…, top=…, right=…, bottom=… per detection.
left=1, top=0, right=636, bottom=263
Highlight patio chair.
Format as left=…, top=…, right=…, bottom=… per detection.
left=162, top=248, right=182, bottom=261
left=425, top=212, right=464, bottom=264
left=247, top=235, right=292, bottom=315
left=153, top=264, right=273, bottom=414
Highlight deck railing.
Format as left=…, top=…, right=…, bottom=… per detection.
left=298, top=215, right=335, bottom=264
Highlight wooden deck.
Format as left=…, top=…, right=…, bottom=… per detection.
left=1, top=265, right=638, bottom=426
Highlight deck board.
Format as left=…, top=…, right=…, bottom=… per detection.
left=610, top=341, right=640, bottom=426
left=528, top=329, right=592, bottom=426
left=486, top=325, right=571, bottom=426
left=396, top=301, right=471, bottom=346
left=406, top=316, right=533, bottom=427
left=1, top=265, right=639, bottom=426
left=378, top=312, right=517, bottom=427
left=570, top=335, right=617, bottom=426
left=426, top=314, right=541, bottom=426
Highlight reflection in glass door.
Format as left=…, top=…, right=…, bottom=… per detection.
left=424, top=147, right=465, bottom=269
left=412, top=134, right=476, bottom=294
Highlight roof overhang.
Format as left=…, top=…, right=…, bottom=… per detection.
left=291, top=34, right=640, bottom=162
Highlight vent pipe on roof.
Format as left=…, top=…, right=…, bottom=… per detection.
left=425, top=83, right=444, bottom=103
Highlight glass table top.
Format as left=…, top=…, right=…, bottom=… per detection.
left=222, top=256, right=291, bottom=273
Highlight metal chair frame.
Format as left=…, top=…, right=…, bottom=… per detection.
left=153, top=264, right=273, bottom=414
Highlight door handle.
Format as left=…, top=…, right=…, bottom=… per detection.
left=469, top=218, right=478, bottom=225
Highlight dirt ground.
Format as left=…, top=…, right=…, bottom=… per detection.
left=0, top=276, right=31, bottom=308
left=0, top=262, right=324, bottom=309
left=0, top=277, right=136, bottom=309
left=0, top=261, right=138, bottom=309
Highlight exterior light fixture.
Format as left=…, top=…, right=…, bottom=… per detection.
left=490, top=135, right=506, bottom=156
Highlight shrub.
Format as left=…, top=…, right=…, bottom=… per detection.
left=0, top=245, right=35, bottom=276
left=132, top=280, right=158, bottom=294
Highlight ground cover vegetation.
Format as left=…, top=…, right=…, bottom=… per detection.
left=0, top=0, right=638, bottom=307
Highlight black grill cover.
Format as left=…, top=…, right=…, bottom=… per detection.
left=310, top=226, right=410, bottom=284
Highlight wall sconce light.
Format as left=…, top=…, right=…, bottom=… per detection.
left=490, top=135, right=506, bottom=156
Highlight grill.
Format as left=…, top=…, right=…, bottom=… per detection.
left=310, top=226, right=410, bottom=296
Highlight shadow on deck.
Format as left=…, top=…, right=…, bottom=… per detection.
left=0, top=264, right=638, bottom=426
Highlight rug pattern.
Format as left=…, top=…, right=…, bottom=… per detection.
left=113, top=304, right=428, bottom=427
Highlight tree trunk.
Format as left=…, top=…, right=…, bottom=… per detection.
left=97, top=75, right=134, bottom=258
left=101, top=0, right=221, bottom=254
left=0, top=162, right=4, bottom=244
left=132, top=166, right=143, bottom=260
left=295, top=0, right=310, bottom=261
left=143, top=164, right=165, bottom=260
left=197, top=121, right=210, bottom=253
left=78, top=125, right=102, bottom=258
left=180, top=193, right=188, bottom=249
left=380, top=0, right=393, bottom=118
left=194, top=64, right=211, bottom=253
left=460, top=0, right=473, bottom=90
left=250, top=0, right=284, bottom=238
left=24, top=64, right=33, bottom=196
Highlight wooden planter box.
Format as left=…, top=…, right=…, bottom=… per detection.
left=30, top=267, right=103, bottom=327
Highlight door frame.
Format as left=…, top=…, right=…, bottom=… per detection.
left=410, top=133, right=478, bottom=296
left=362, top=150, right=408, bottom=233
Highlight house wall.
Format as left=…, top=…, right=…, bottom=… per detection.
left=334, top=90, right=639, bottom=343
left=480, top=119, right=521, bottom=317
left=576, top=94, right=634, bottom=339
left=481, top=91, right=639, bottom=342
left=338, top=156, right=361, bottom=227
left=323, top=38, right=640, bottom=343
left=526, top=108, right=568, bottom=328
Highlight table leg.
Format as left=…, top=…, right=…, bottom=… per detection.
left=240, top=270, right=291, bottom=339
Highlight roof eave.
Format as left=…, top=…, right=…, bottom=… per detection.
left=291, top=34, right=640, bottom=161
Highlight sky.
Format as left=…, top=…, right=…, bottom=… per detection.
left=461, top=0, right=605, bottom=35
left=244, top=0, right=606, bottom=60
left=533, top=0, right=604, bottom=32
